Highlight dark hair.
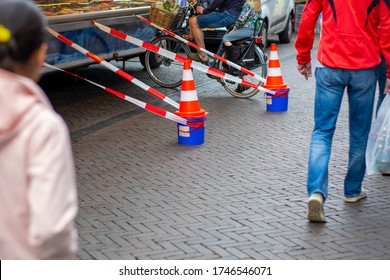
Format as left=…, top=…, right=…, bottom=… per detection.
left=0, top=0, right=47, bottom=71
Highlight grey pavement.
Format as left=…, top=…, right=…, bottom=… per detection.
left=41, top=34, right=390, bottom=260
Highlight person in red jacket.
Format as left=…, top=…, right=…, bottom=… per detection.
left=295, top=0, right=390, bottom=223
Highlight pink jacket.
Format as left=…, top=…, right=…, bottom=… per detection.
left=0, top=69, right=78, bottom=259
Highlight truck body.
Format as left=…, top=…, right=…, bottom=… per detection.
left=37, top=1, right=158, bottom=74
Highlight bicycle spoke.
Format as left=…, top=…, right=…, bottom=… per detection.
left=218, top=46, right=267, bottom=99
left=145, top=36, right=190, bottom=88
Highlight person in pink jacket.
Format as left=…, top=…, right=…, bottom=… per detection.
left=0, top=0, right=78, bottom=259
left=295, top=0, right=390, bottom=223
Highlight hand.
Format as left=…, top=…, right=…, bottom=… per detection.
left=297, top=63, right=312, bottom=80
left=385, top=78, right=390, bottom=94
left=196, top=6, right=204, bottom=14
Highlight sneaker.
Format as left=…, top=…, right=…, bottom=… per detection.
left=307, top=193, right=326, bottom=223
left=187, top=52, right=209, bottom=65
left=344, top=189, right=367, bottom=203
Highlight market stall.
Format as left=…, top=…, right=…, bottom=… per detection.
left=36, top=0, right=159, bottom=73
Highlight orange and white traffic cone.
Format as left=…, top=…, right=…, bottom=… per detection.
left=175, top=59, right=208, bottom=145
left=263, top=43, right=290, bottom=112
left=264, top=43, right=289, bottom=90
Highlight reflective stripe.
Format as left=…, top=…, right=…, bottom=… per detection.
left=182, top=70, right=193, bottom=81
left=269, top=51, right=279, bottom=60
left=180, top=90, right=198, bottom=101
left=267, top=67, right=282, bottom=77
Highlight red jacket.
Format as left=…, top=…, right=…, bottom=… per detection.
left=295, top=0, right=390, bottom=77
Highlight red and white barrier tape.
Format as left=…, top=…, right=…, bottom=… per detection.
left=92, top=20, right=275, bottom=95
left=44, top=63, right=192, bottom=126
left=136, top=15, right=267, bottom=84
left=46, top=27, right=179, bottom=109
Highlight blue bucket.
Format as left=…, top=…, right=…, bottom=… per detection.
left=177, top=117, right=206, bottom=145
left=266, top=89, right=290, bottom=112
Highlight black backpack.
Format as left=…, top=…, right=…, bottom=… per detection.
left=224, top=40, right=257, bottom=74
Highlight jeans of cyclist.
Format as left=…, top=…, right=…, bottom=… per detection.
left=307, top=65, right=378, bottom=201
left=197, top=10, right=238, bottom=29
left=222, top=28, right=254, bottom=43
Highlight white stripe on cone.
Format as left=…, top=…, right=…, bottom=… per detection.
left=180, top=90, right=198, bottom=101
left=182, top=69, right=194, bottom=81
left=267, top=67, right=283, bottom=77
left=269, top=51, right=279, bottom=60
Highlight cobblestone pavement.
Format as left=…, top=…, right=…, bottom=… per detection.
left=40, top=34, right=390, bottom=260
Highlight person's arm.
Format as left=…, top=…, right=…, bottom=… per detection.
left=253, top=0, right=261, bottom=12
left=203, top=0, right=223, bottom=14
left=385, top=78, right=390, bottom=94
left=295, top=0, right=322, bottom=79
left=27, top=109, right=78, bottom=259
left=196, top=0, right=206, bottom=14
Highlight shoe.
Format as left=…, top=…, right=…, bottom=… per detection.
left=307, top=193, right=326, bottom=223
left=381, top=172, right=390, bottom=176
left=187, top=52, right=209, bottom=65
left=344, top=189, right=367, bottom=203
left=235, top=84, right=250, bottom=93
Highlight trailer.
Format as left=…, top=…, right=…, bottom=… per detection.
left=38, top=1, right=158, bottom=74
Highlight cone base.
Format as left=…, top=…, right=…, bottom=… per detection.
left=263, top=84, right=289, bottom=90
left=175, top=109, right=208, bottom=119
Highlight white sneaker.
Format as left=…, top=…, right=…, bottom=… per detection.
left=307, top=193, right=326, bottom=223
left=344, top=189, right=367, bottom=203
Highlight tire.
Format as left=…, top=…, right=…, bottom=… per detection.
left=144, top=35, right=191, bottom=88
left=260, top=21, right=268, bottom=50
left=217, top=45, right=267, bottom=99
left=139, top=52, right=146, bottom=68
left=279, top=14, right=293, bottom=44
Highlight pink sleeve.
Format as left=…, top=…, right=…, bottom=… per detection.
left=27, top=107, right=78, bottom=259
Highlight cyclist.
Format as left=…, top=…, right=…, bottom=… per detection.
left=222, top=0, right=262, bottom=62
left=222, top=0, right=262, bottom=92
left=187, top=0, right=245, bottom=64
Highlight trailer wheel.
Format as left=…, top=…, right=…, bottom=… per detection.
left=140, top=51, right=161, bottom=69
left=139, top=53, right=146, bottom=68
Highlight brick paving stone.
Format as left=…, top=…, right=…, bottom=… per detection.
left=40, top=34, right=390, bottom=260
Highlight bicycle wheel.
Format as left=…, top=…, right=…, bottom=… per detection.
left=145, top=35, right=191, bottom=88
left=217, top=45, right=267, bottom=98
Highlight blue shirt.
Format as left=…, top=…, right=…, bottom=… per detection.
left=203, top=0, right=246, bottom=16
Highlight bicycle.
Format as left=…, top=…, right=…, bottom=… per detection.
left=208, top=18, right=268, bottom=98
left=142, top=4, right=267, bottom=99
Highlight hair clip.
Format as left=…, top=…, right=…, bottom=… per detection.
left=0, top=24, right=11, bottom=43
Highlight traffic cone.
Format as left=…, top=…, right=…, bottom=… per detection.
left=263, top=43, right=289, bottom=90
left=263, top=43, right=290, bottom=112
left=176, top=59, right=207, bottom=118
left=175, top=59, right=208, bottom=145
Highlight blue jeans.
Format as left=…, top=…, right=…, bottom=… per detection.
left=307, top=66, right=378, bottom=201
left=197, top=11, right=238, bottom=29
left=222, top=28, right=254, bottom=43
